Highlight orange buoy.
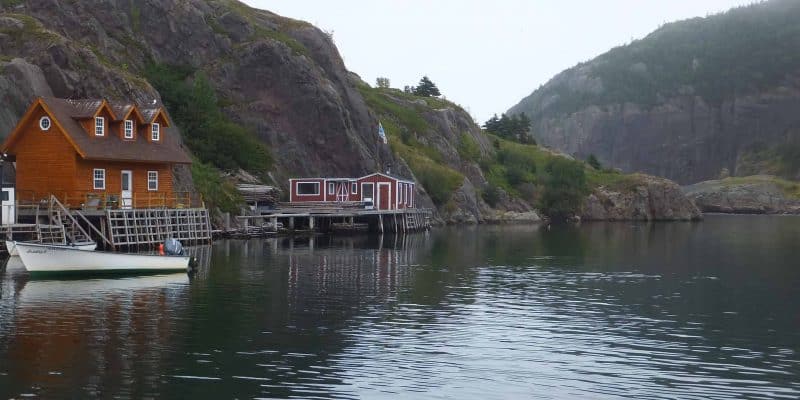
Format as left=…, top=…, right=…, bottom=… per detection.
left=158, top=243, right=165, bottom=255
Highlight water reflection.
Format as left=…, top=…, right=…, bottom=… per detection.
left=0, top=216, right=798, bottom=399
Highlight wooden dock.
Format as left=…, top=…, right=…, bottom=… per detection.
left=231, top=207, right=432, bottom=237
left=9, top=195, right=212, bottom=250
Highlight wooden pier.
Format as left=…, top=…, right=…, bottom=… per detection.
left=6, top=195, right=212, bottom=250
left=231, top=206, right=432, bottom=237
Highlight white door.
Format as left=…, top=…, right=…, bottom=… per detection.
left=121, top=170, right=133, bottom=209
left=1, top=187, right=14, bottom=225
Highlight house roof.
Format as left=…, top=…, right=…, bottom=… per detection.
left=3, top=97, right=191, bottom=164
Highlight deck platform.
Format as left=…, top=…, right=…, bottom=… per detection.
left=232, top=206, right=432, bottom=236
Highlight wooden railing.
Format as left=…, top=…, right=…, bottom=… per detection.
left=15, top=191, right=203, bottom=210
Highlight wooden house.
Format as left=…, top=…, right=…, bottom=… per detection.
left=1, top=97, right=192, bottom=208
left=289, top=173, right=416, bottom=210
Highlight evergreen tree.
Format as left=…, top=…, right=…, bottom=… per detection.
left=412, top=76, right=441, bottom=97
left=586, top=154, right=602, bottom=170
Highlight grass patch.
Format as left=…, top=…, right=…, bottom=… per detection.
left=391, top=136, right=463, bottom=205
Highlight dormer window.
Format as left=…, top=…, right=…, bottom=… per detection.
left=124, top=120, right=134, bottom=139
left=95, top=117, right=105, bottom=136
left=151, top=123, right=160, bottom=141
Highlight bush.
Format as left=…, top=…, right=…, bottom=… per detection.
left=538, top=157, right=588, bottom=220
left=191, top=161, right=242, bottom=214
left=481, top=184, right=501, bottom=207
left=586, top=154, right=602, bottom=170
left=458, top=133, right=481, bottom=162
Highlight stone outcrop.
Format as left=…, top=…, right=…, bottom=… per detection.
left=583, top=175, right=702, bottom=221
left=683, top=176, right=800, bottom=214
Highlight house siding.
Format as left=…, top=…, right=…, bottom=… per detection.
left=75, top=158, right=175, bottom=207
left=13, top=105, right=78, bottom=202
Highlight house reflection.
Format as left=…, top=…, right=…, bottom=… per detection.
left=3, top=273, right=191, bottom=398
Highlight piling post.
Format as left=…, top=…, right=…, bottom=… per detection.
left=271, top=216, right=278, bottom=232
left=309, top=216, right=315, bottom=231
left=289, top=217, right=295, bottom=231
left=378, top=214, right=384, bottom=233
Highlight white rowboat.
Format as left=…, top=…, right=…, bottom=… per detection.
left=6, top=241, right=97, bottom=257
left=14, top=241, right=190, bottom=274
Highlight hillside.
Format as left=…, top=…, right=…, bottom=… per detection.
left=0, top=0, right=697, bottom=223
left=508, top=0, right=800, bottom=184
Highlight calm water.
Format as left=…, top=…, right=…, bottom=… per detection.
left=1, top=215, right=799, bottom=399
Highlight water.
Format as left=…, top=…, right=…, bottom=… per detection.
left=1, top=215, right=799, bottom=399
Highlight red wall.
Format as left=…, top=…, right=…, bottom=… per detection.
left=289, top=179, right=325, bottom=202
left=289, top=174, right=415, bottom=210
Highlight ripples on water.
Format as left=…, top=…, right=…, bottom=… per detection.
left=1, top=215, right=799, bottom=399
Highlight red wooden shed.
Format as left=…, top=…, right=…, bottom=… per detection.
left=289, top=173, right=415, bottom=210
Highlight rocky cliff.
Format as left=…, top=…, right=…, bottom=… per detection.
left=683, top=175, right=800, bottom=214
left=508, top=0, right=800, bottom=185
left=0, top=0, right=698, bottom=224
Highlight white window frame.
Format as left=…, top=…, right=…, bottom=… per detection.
left=95, top=117, right=105, bottom=136
left=328, top=182, right=335, bottom=195
left=93, top=168, right=106, bottom=190
left=148, top=171, right=158, bottom=191
left=124, top=119, right=134, bottom=139
left=39, top=116, right=51, bottom=131
left=407, top=184, right=412, bottom=206
left=296, top=181, right=320, bottom=196
left=151, top=123, right=160, bottom=141
left=351, top=182, right=357, bottom=194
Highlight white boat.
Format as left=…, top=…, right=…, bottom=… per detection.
left=6, top=240, right=97, bottom=257
left=13, top=241, right=190, bottom=274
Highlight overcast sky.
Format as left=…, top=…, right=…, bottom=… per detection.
left=244, top=0, right=754, bottom=122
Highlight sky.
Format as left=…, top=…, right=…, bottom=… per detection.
left=245, top=0, right=754, bottom=122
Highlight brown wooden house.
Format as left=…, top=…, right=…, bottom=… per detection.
left=1, top=97, right=192, bottom=208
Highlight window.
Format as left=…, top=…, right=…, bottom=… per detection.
left=124, top=120, right=134, bottom=139
left=351, top=182, right=357, bottom=194
left=328, top=182, right=335, bottom=195
left=407, top=184, right=412, bottom=206
left=148, top=171, right=158, bottom=191
left=95, top=117, right=105, bottom=136
left=297, top=182, right=320, bottom=195
left=93, top=169, right=105, bottom=190
left=151, top=123, right=160, bottom=141
left=39, top=116, right=51, bottom=131
left=1, top=191, right=8, bottom=202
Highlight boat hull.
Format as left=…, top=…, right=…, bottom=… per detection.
left=7, top=241, right=97, bottom=257
left=14, top=242, right=189, bottom=273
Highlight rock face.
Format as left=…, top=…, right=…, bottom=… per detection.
left=583, top=175, right=702, bottom=221
left=683, top=176, right=800, bottom=214
left=508, top=1, right=800, bottom=185
left=0, top=0, right=541, bottom=223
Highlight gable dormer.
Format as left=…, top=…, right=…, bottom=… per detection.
left=116, top=105, right=146, bottom=141
left=141, top=107, right=171, bottom=143
left=74, top=99, right=117, bottom=138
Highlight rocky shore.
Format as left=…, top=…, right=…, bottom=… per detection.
left=683, top=175, right=800, bottom=214
left=583, top=175, right=702, bottom=221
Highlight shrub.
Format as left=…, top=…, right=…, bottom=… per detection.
left=538, top=157, right=588, bottom=220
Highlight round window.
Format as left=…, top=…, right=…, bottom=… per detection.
left=39, top=116, right=51, bottom=131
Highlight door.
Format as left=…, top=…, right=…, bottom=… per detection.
left=361, top=183, right=374, bottom=209
left=378, top=182, right=391, bottom=210
left=121, top=170, right=133, bottom=209
left=1, top=187, right=14, bottom=225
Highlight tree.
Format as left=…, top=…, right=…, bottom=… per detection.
left=412, top=76, right=441, bottom=97
left=586, top=154, right=602, bottom=170
left=376, top=77, right=390, bottom=88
